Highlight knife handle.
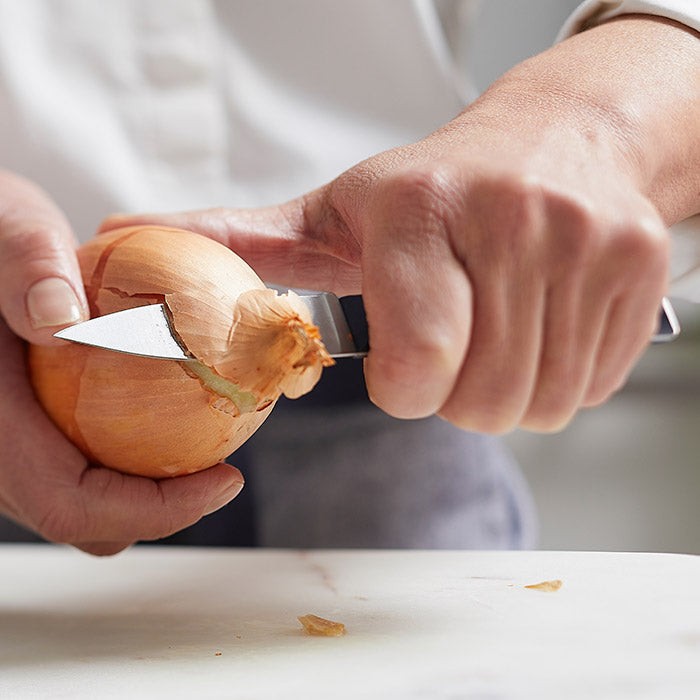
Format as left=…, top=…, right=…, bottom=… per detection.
left=339, top=295, right=369, bottom=354
left=339, top=295, right=679, bottom=353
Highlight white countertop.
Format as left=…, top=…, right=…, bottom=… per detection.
left=0, top=546, right=698, bottom=699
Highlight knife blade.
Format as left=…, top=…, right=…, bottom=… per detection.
left=53, top=293, right=370, bottom=360
left=53, top=293, right=679, bottom=359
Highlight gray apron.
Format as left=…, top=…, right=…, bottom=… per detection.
left=160, top=360, right=538, bottom=550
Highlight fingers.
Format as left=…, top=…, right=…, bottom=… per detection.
left=435, top=174, right=548, bottom=432
left=28, top=459, right=245, bottom=554
left=580, top=298, right=649, bottom=408
left=517, top=204, right=667, bottom=431
left=1, top=315, right=246, bottom=554
left=438, top=271, right=547, bottom=434
left=356, top=164, right=669, bottom=433
left=516, top=287, right=609, bottom=432
left=64, top=462, right=245, bottom=550
left=0, top=172, right=88, bottom=345
left=358, top=165, right=473, bottom=419
left=510, top=199, right=618, bottom=432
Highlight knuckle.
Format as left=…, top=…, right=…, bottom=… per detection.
left=462, top=173, right=548, bottom=261
left=521, top=413, right=575, bottom=434
left=548, top=196, right=603, bottom=269
left=611, top=217, right=669, bottom=275
left=374, top=335, right=452, bottom=390
left=480, top=175, right=544, bottom=240
left=444, top=403, right=519, bottom=435
left=368, top=337, right=458, bottom=418
left=35, top=504, right=83, bottom=545
left=471, top=410, right=519, bottom=435
left=388, top=163, right=453, bottom=201
left=562, top=221, right=599, bottom=266
left=207, top=207, right=238, bottom=232
left=0, top=225, right=66, bottom=277
left=374, top=163, right=459, bottom=233
left=441, top=381, right=526, bottom=435
left=205, top=206, right=230, bottom=219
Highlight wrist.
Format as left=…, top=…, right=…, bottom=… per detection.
left=460, top=15, right=700, bottom=224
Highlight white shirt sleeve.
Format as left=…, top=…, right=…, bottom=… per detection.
left=557, top=0, right=700, bottom=303
left=556, top=0, right=700, bottom=39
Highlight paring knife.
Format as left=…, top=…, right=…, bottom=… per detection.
left=54, top=293, right=370, bottom=360
left=53, top=294, right=679, bottom=360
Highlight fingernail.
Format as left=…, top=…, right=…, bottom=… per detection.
left=204, top=478, right=245, bottom=516
left=27, top=277, right=83, bottom=329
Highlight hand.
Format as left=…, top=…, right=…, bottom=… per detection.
left=102, top=143, right=667, bottom=434
left=0, top=172, right=245, bottom=554
left=102, top=17, right=698, bottom=434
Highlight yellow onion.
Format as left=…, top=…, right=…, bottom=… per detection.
left=29, top=226, right=333, bottom=478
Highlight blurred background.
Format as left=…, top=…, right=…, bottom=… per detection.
left=506, top=303, right=700, bottom=555
left=472, top=0, right=700, bottom=555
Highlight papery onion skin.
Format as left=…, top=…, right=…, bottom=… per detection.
left=28, top=226, right=331, bottom=478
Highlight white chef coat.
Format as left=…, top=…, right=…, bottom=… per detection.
left=559, top=0, right=700, bottom=36
left=0, top=0, right=697, bottom=548
left=0, top=0, right=697, bottom=295
left=0, top=0, right=464, bottom=233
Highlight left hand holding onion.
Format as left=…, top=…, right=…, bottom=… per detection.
left=0, top=324, right=244, bottom=556
left=0, top=173, right=248, bottom=555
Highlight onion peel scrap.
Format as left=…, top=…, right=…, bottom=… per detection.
left=214, top=288, right=335, bottom=402
left=524, top=580, right=563, bottom=592
left=297, top=614, right=346, bottom=637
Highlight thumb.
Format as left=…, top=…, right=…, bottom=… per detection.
left=0, top=172, right=88, bottom=345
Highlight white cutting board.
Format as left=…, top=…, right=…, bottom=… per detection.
left=0, top=546, right=698, bottom=699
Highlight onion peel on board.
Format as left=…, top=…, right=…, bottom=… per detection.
left=524, top=580, right=563, bottom=592
left=29, top=226, right=334, bottom=478
left=297, top=614, right=346, bottom=637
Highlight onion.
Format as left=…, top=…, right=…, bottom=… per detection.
left=29, top=226, right=333, bottom=478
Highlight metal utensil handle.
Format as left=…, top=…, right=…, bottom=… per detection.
left=338, top=295, right=679, bottom=354
left=653, top=297, right=680, bottom=343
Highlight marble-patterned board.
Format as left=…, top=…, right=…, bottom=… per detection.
left=0, top=546, right=698, bottom=699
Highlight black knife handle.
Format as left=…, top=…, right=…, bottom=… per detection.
left=339, top=295, right=369, bottom=354
left=339, top=295, right=678, bottom=353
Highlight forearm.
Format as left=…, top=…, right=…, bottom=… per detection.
left=463, top=14, right=700, bottom=225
